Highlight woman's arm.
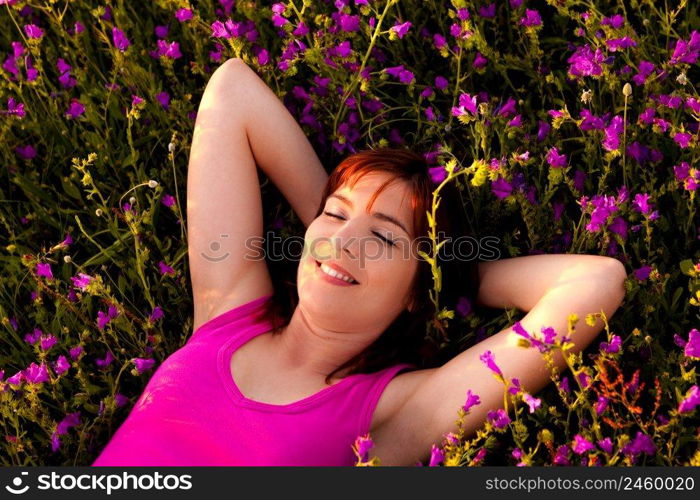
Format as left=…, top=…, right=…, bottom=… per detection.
left=476, top=253, right=627, bottom=311
left=221, top=58, right=329, bottom=227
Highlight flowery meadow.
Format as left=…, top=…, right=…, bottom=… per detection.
left=0, top=0, right=698, bottom=466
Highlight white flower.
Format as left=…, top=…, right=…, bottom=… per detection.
left=95, top=208, right=103, bottom=216
left=129, top=196, right=136, bottom=205
left=168, top=142, right=175, bottom=152
left=63, top=255, right=72, bottom=263
left=580, top=89, right=593, bottom=104
left=676, top=72, right=688, bottom=85
left=148, top=180, right=158, bottom=188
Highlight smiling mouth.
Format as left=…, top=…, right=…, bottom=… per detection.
left=315, top=260, right=360, bottom=285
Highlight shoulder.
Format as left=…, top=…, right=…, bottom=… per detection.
left=371, top=367, right=437, bottom=433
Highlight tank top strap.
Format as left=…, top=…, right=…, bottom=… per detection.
left=354, top=362, right=416, bottom=438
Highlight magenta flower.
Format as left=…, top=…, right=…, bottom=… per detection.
left=111, top=27, right=130, bottom=52
left=36, top=262, right=53, bottom=280
left=572, top=434, right=595, bottom=454
left=15, top=144, right=37, bottom=159
left=684, top=328, right=700, bottom=359
left=72, top=21, right=85, bottom=35
left=211, top=20, right=231, bottom=38
left=602, top=14, right=625, bottom=29
left=353, top=434, right=374, bottom=462
left=621, top=431, right=656, bottom=459
left=5, top=97, right=25, bottom=118
left=56, top=412, right=80, bottom=435
left=6, top=370, right=25, bottom=387
left=668, top=30, right=699, bottom=65
left=158, top=260, right=175, bottom=276
left=597, top=437, right=613, bottom=454
left=602, top=115, right=625, bottom=151
left=678, top=385, right=700, bottom=413
left=428, top=444, right=444, bottom=466
left=271, top=3, right=289, bottom=27
left=473, top=51, right=488, bottom=69
left=632, top=193, right=652, bottom=214
left=595, top=395, right=609, bottom=415
left=69, top=345, right=83, bottom=360
left=175, top=8, right=193, bottom=22
left=434, top=76, right=448, bottom=91
left=496, top=97, right=517, bottom=117
left=161, top=193, right=175, bottom=207
left=567, top=45, right=605, bottom=78
left=546, top=147, right=567, bottom=168
left=523, top=393, right=541, bottom=413
left=115, top=393, right=129, bottom=407
left=385, top=65, right=415, bottom=84
left=25, top=362, right=50, bottom=384
left=462, top=389, right=481, bottom=413
left=606, top=36, right=637, bottom=52
left=390, top=21, right=412, bottom=39
left=97, top=305, right=119, bottom=330
left=53, top=355, right=70, bottom=375
left=24, top=327, right=42, bottom=344
left=24, top=24, right=44, bottom=39
left=487, top=408, right=510, bottom=429
left=479, top=4, right=496, bottom=18
left=600, top=334, right=622, bottom=353
left=520, top=9, right=542, bottom=27
left=133, top=357, right=156, bottom=374
left=479, top=350, right=504, bottom=377
left=40, top=334, right=57, bottom=351
left=338, top=13, right=360, bottom=33
left=70, top=273, right=92, bottom=290
left=455, top=296, right=472, bottom=317
left=95, top=350, right=115, bottom=368
left=65, top=99, right=85, bottom=119
left=454, top=92, right=479, bottom=116
left=673, top=132, right=692, bottom=149
left=156, top=40, right=182, bottom=59
left=491, top=176, right=513, bottom=200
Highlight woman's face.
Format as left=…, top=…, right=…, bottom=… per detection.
left=297, top=171, right=419, bottom=333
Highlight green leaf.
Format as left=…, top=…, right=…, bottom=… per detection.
left=679, top=259, right=695, bottom=275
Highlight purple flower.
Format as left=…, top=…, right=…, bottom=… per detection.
left=595, top=395, right=609, bottom=415
left=632, top=193, right=652, bottom=214
left=15, top=144, right=37, bottom=159
left=487, top=409, right=510, bottom=429
left=24, top=24, right=44, bottom=39
left=600, top=335, right=621, bottom=353
left=111, top=27, right=131, bottom=52
left=673, top=132, right=692, bottom=149
left=572, top=434, right=595, bottom=454
left=496, top=97, right=517, bottom=118
left=40, top=334, right=57, bottom=351
left=601, top=14, right=625, bottom=29
left=65, top=99, right=85, bottom=119
left=69, top=345, right=83, bottom=360
left=115, top=393, right=129, bottom=407
left=97, top=305, right=119, bottom=330
left=602, top=115, right=624, bottom=151
left=520, top=9, right=542, bottom=27
left=567, top=45, right=605, bottom=78
left=36, top=262, right=53, bottom=280
left=622, top=431, right=656, bottom=458
left=95, top=350, right=115, bottom=368
left=211, top=20, right=231, bottom=38
left=390, top=21, right=412, bottom=39
left=161, top=193, right=175, bottom=207
left=25, top=362, right=50, bottom=384
left=70, top=273, right=92, bottom=290
left=53, top=355, right=70, bottom=375
left=24, top=327, right=42, bottom=344
left=455, top=296, right=472, bottom=317
left=175, top=8, right=193, bottom=22
left=669, top=30, right=700, bottom=65
left=523, top=393, right=541, bottom=413
left=131, top=94, right=144, bottom=107
left=633, top=265, right=652, bottom=281
left=353, top=434, right=373, bottom=462
left=156, top=40, right=182, bottom=59
left=678, top=385, right=700, bottom=413
left=155, top=25, right=169, bottom=38
left=6, top=97, right=26, bottom=118
left=684, top=328, right=700, bottom=359
left=479, top=3, right=496, bottom=18
left=462, top=389, right=481, bottom=413
left=428, top=444, right=444, bottom=466
left=546, top=147, right=567, bottom=168
left=158, top=260, right=175, bottom=276
left=491, top=176, right=513, bottom=200
left=597, top=437, right=613, bottom=454
left=479, top=350, right=503, bottom=377
left=56, top=412, right=80, bottom=435
left=473, top=51, right=488, bottom=69
left=434, top=76, right=448, bottom=91
left=133, top=357, right=156, bottom=374
left=149, top=306, right=164, bottom=322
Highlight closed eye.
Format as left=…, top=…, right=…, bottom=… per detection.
left=323, top=211, right=396, bottom=247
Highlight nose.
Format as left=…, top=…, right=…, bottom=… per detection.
left=332, top=223, right=359, bottom=261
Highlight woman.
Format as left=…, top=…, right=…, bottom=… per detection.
left=92, top=58, right=627, bottom=466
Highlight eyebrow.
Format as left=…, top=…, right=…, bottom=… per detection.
left=327, top=193, right=410, bottom=236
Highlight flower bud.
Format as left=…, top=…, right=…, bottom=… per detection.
left=676, top=72, right=688, bottom=85
left=64, top=255, right=72, bottom=263
left=148, top=180, right=158, bottom=188
left=129, top=196, right=136, bottom=205
left=168, top=142, right=175, bottom=152
left=622, top=83, right=632, bottom=97
left=95, top=208, right=103, bottom=217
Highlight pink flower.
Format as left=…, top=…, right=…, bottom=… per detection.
left=428, top=444, right=444, bottom=466
left=36, top=262, right=53, bottom=280
left=24, top=24, right=44, bottom=39
left=678, top=385, right=700, bottom=413
left=25, top=362, right=50, bottom=384
left=161, top=193, right=175, bottom=207
left=487, top=408, right=510, bottom=429
left=353, top=434, right=374, bottom=462
left=479, top=350, right=503, bottom=377
left=523, top=393, right=541, bottom=413
left=175, top=8, right=193, bottom=22
left=70, top=273, right=92, bottom=290
left=53, top=355, right=70, bottom=375
left=684, top=328, right=700, bottom=359
left=158, top=260, right=175, bottom=276
left=572, top=434, right=595, bottom=454
left=133, top=358, right=156, bottom=374
left=546, top=147, right=567, bottom=168
left=111, top=27, right=130, bottom=52
left=65, top=99, right=85, bottom=119
left=462, top=389, right=481, bottom=413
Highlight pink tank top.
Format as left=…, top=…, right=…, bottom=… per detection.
left=91, top=294, right=415, bottom=466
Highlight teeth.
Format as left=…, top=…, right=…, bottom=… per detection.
left=320, top=263, right=356, bottom=283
